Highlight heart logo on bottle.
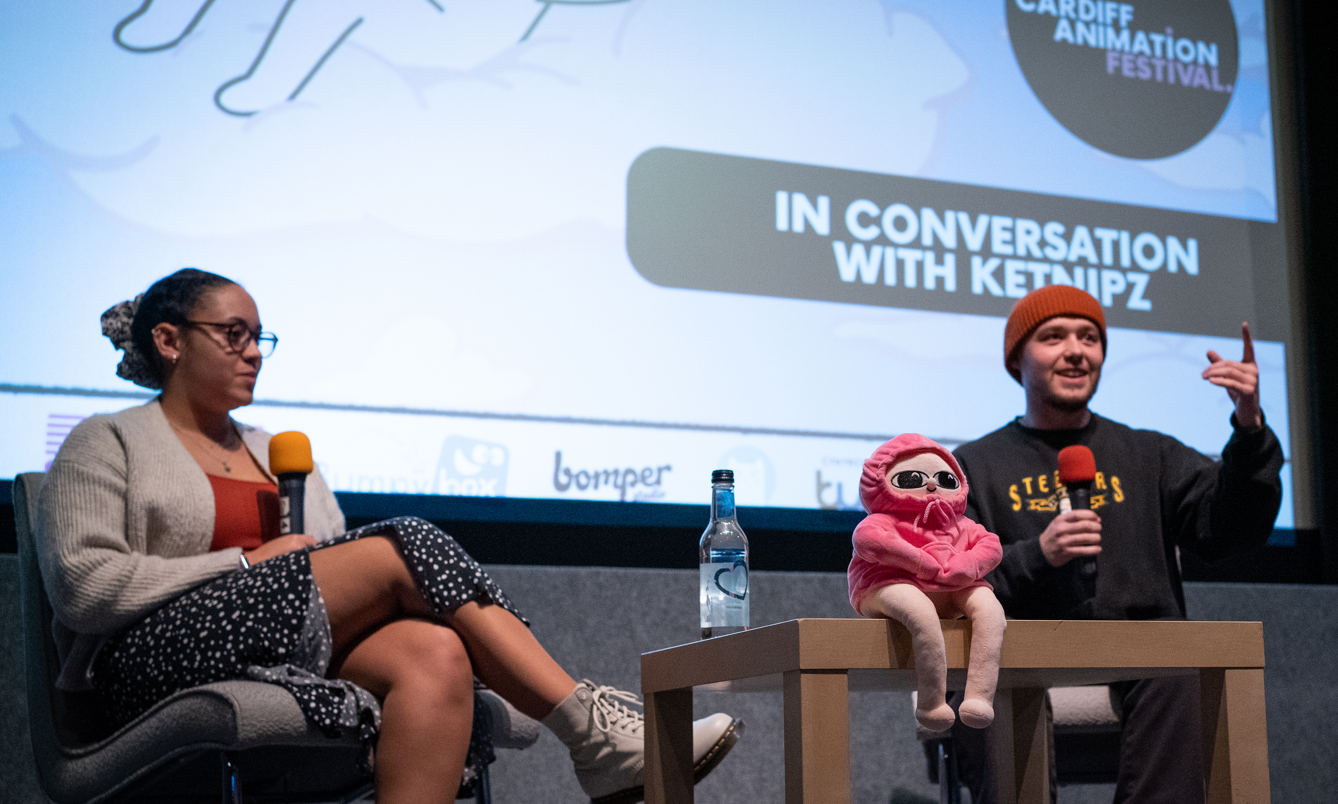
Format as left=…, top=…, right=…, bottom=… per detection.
left=714, top=560, right=748, bottom=600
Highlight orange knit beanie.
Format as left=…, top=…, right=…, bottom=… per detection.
left=1003, top=285, right=1106, bottom=383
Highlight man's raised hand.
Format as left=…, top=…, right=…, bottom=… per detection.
left=1203, top=322, right=1262, bottom=431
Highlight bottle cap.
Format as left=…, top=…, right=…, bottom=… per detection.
left=711, top=469, right=734, bottom=483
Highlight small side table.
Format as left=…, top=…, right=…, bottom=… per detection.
left=642, top=618, right=1268, bottom=804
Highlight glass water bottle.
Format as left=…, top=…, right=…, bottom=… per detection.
left=699, top=469, right=749, bottom=639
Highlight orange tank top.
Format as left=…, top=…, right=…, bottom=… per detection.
left=208, top=474, right=281, bottom=552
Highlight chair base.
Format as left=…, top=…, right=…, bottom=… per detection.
left=922, top=728, right=1120, bottom=804
left=91, top=743, right=370, bottom=804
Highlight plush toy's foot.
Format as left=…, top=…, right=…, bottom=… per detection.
left=915, top=703, right=956, bottom=733
left=958, top=698, right=995, bottom=729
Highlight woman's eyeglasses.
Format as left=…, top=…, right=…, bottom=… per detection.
left=185, top=320, right=278, bottom=357
left=890, top=470, right=960, bottom=490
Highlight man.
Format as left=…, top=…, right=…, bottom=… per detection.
left=950, top=285, right=1284, bottom=804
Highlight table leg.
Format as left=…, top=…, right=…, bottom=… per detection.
left=645, top=686, right=695, bottom=804
left=782, top=669, right=850, bottom=804
left=1201, top=668, right=1270, bottom=804
left=987, top=688, right=1051, bottom=804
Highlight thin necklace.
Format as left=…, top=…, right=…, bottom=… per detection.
left=170, top=420, right=242, bottom=473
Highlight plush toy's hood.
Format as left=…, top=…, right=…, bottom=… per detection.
left=859, top=433, right=970, bottom=521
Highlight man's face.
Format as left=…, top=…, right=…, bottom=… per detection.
left=1013, top=316, right=1104, bottom=412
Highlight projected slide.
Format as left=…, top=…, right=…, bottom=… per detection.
left=0, top=0, right=1294, bottom=525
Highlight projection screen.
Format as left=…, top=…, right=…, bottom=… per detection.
left=0, top=0, right=1304, bottom=530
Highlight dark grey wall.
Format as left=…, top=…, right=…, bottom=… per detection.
left=3, top=557, right=1334, bottom=803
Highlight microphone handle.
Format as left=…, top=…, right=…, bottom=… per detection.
left=278, top=473, right=306, bottom=535
left=1068, top=483, right=1091, bottom=510
left=1065, top=481, right=1097, bottom=597
left=1077, top=556, right=1098, bottom=598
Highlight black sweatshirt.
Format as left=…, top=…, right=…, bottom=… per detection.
left=953, top=413, right=1284, bottom=621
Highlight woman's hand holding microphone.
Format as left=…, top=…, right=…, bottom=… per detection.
left=244, top=533, right=318, bottom=565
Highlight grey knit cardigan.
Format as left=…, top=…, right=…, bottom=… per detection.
left=36, top=400, right=345, bottom=690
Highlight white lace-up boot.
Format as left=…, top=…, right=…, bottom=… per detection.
left=541, top=680, right=744, bottom=804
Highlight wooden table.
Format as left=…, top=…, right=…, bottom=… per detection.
left=642, top=618, right=1268, bottom=804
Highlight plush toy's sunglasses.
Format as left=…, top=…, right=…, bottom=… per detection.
left=890, top=470, right=961, bottom=490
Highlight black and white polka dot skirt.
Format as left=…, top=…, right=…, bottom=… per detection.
left=92, top=516, right=526, bottom=780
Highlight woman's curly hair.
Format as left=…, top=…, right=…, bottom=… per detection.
left=101, top=269, right=236, bottom=389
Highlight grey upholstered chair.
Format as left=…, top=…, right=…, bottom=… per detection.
left=916, top=685, right=1122, bottom=803
left=14, top=471, right=529, bottom=804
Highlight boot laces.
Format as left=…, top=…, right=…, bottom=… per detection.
left=585, top=682, right=645, bottom=737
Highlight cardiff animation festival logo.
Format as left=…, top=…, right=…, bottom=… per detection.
left=1007, top=0, right=1238, bottom=159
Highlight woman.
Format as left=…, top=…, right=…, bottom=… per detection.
left=37, top=268, right=742, bottom=804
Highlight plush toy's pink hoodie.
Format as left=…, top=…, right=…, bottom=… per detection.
left=847, top=433, right=1004, bottom=615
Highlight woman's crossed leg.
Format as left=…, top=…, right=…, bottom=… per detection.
left=310, top=534, right=578, bottom=803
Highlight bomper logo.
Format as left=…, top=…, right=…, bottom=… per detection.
left=1007, top=0, right=1238, bottom=160
left=551, top=451, right=672, bottom=502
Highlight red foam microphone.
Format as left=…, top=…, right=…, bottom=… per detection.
left=1057, top=445, right=1098, bottom=596
left=1057, top=445, right=1096, bottom=510
left=270, top=432, right=313, bottom=535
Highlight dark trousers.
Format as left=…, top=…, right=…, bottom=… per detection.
left=951, top=675, right=1205, bottom=804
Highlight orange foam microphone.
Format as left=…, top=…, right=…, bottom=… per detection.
left=269, top=432, right=314, bottom=535
left=1057, top=444, right=1098, bottom=596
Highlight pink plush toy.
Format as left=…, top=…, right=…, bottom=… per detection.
left=848, top=433, right=1006, bottom=732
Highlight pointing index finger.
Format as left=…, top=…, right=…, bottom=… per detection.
left=1241, top=322, right=1255, bottom=364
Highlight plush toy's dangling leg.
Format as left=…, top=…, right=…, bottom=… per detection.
left=956, top=586, right=1007, bottom=729
left=865, top=584, right=955, bottom=732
